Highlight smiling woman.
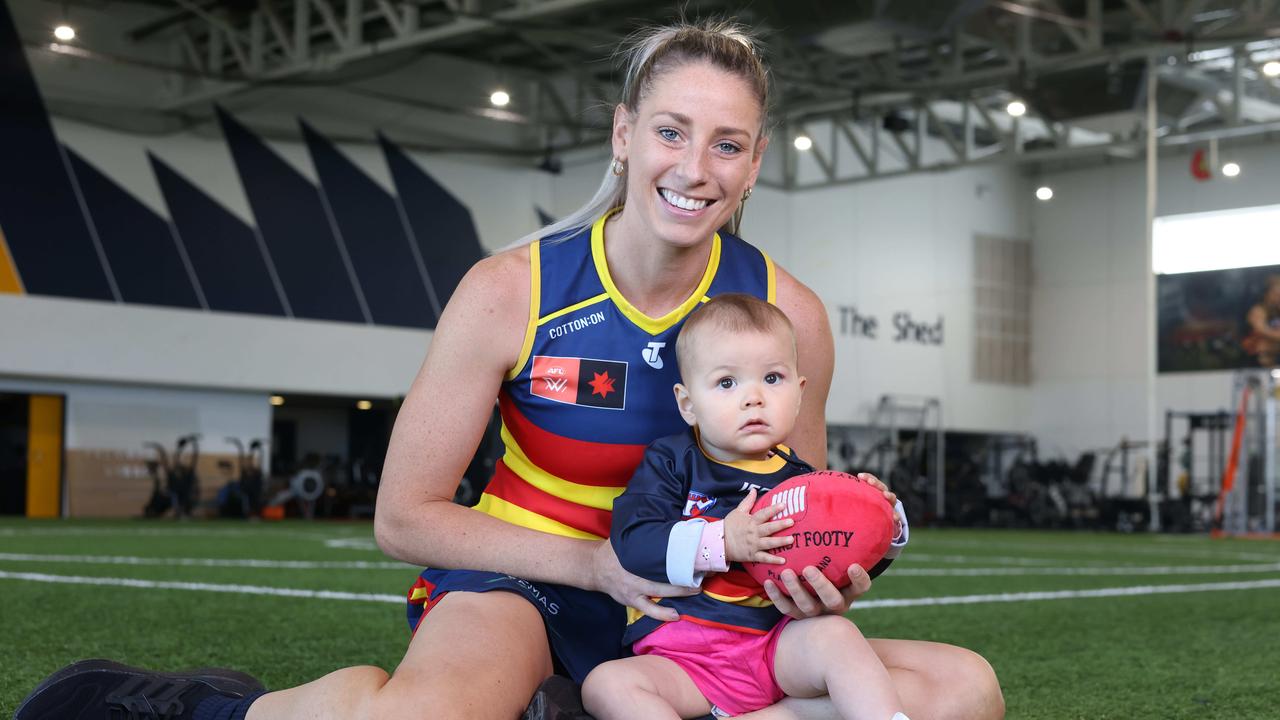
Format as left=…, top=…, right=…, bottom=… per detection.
left=16, top=18, right=1002, bottom=720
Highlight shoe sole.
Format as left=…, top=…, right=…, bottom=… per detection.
left=15, top=659, right=265, bottom=719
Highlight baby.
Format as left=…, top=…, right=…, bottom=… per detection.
left=583, top=293, right=909, bottom=720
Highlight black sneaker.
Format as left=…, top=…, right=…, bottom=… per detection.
left=522, top=675, right=594, bottom=720
left=14, top=659, right=265, bottom=720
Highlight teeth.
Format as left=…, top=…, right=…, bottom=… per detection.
left=660, top=188, right=708, bottom=211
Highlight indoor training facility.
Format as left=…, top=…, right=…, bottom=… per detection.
left=2, top=1, right=1279, bottom=717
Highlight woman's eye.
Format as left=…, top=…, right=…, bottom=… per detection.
left=717, top=142, right=742, bottom=154
left=718, top=377, right=735, bottom=389
left=764, top=372, right=781, bottom=384
left=659, top=128, right=679, bottom=141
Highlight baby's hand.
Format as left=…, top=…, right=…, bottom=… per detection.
left=723, top=488, right=795, bottom=564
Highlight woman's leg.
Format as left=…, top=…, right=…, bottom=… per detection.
left=582, top=655, right=710, bottom=720
left=738, top=638, right=1004, bottom=720
left=866, top=639, right=1003, bottom=720
left=246, top=590, right=554, bottom=720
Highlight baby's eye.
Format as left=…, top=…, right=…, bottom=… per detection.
left=764, top=372, right=781, bottom=384
left=718, top=377, right=736, bottom=389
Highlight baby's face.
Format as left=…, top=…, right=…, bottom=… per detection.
left=675, top=327, right=805, bottom=462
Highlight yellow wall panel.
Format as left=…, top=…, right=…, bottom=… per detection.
left=0, top=227, right=23, bottom=294
left=27, top=395, right=64, bottom=518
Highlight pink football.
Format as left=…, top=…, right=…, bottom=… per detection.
left=744, top=471, right=895, bottom=597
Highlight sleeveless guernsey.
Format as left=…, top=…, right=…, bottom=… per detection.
left=474, top=212, right=776, bottom=540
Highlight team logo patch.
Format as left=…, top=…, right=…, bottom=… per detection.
left=531, top=355, right=627, bottom=410
left=683, top=490, right=717, bottom=518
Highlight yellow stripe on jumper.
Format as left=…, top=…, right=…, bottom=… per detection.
left=538, top=292, right=610, bottom=326
left=761, top=249, right=777, bottom=304
left=591, top=210, right=721, bottom=336
left=0, top=226, right=24, bottom=294
left=473, top=493, right=603, bottom=540
left=498, top=422, right=626, bottom=511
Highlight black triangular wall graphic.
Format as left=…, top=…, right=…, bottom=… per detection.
left=0, top=0, right=112, bottom=300
left=66, top=150, right=202, bottom=309
left=379, top=133, right=486, bottom=312
left=217, top=107, right=364, bottom=324
left=150, top=154, right=286, bottom=317
left=301, top=121, right=435, bottom=329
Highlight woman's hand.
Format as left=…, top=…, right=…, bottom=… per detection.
left=590, top=540, right=698, bottom=622
left=761, top=563, right=872, bottom=619
left=723, top=488, right=795, bottom=564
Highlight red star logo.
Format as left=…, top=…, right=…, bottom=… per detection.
left=588, top=371, right=616, bottom=398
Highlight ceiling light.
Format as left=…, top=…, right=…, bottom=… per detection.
left=1222, top=162, right=1241, bottom=177
left=53, top=25, right=75, bottom=41
left=1264, top=61, right=1280, bottom=77
left=269, top=395, right=285, bottom=406
left=1036, top=186, right=1054, bottom=201
left=489, top=89, right=510, bottom=107
left=1006, top=100, right=1027, bottom=117
left=356, top=400, right=373, bottom=410
left=793, top=134, right=813, bottom=151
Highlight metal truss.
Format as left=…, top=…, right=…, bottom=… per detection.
left=133, top=0, right=1280, bottom=185
left=155, top=0, right=616, bottom=110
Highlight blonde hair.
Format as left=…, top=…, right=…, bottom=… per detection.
left=516, top=18, right=771, bottom=246
left=675, top=293, right=795, bottom=380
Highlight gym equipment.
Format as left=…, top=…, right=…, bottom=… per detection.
left=1162, top=410, right=1231, bottom=532
left=867, top=394, right=945, bottom=520
left=217, top=437, right=267, bottom=518
left=140, top=434, right=200, bottom=518
left=1216, top=369, right=1278, bottom=535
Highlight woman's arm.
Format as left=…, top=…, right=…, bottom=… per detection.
left=1247, top=305, right=1280, bottom=340
left=774, top=265, right=834, bottom=470
left=373, top=247, right=690, bottom=617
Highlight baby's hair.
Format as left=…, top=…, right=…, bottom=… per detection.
left=676, top=293, right=795, bottom=380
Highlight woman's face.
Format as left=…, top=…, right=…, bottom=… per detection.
left=611, top=60, right=766, bottom=249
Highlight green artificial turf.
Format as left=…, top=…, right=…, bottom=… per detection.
left=2, top=519, right=1278, bottom=717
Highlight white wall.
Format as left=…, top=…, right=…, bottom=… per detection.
left=1030, top=139, right=1280, bottom=458
left=4, top=116, right=1044, bottom=449
left=779, top=166, right=1032, bottom=431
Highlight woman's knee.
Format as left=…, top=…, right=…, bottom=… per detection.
left=928, top=646, right=1004, bottom=720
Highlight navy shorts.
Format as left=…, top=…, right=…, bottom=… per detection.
left=407, top=568, right=627, bottom=683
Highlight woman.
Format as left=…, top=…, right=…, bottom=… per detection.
left=1242, top=276, right=1280, bottom=367
left=17, top=19, right=1003, bottom=720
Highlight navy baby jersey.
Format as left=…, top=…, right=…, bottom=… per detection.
left=612, top=429, right=815, bottom=644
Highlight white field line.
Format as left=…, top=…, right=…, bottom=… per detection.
left=894, top=562, right=1280, bottom=576
left=905, top=553, right=1114, bottom=566
left=921, top=539, right=1280, bottom=562
left=0, top=570, right=405, bottom=604
left=853, top=578, right=1280, bottom=609
left=5, top=552, right=1277, bottom=577
left=2, top=571, right=1279, bottom=611
left=0, top=553, right=411, bottom=570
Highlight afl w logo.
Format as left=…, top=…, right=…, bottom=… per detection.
left=642, top=342, right=666, bottom=369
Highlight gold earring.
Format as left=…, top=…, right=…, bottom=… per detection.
left=742, top=186, right=753, bottom=201
left=611, top=158, right=626, bottom=176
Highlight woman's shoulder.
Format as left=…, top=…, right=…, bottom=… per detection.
left=772, top=262, right=828, bottom=333
left=440, top=244, right=532, bottom=336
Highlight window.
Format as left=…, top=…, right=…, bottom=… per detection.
left=1154, top=204, right=1280, bottom=274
